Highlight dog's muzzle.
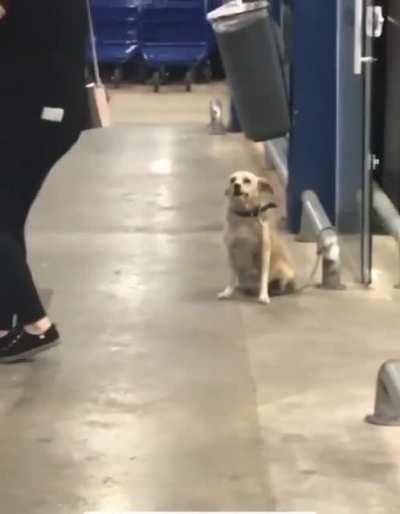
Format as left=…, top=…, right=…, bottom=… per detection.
left=233, top=184, right=242, bottom=196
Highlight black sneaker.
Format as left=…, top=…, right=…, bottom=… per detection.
left=0, top=325, right=60, bottom=363
left=0, top=326, right=22, bottom=347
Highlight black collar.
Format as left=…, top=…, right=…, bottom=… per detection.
left=233, top=202, right=277, bottom=218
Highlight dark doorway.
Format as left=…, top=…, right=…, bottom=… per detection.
left=380, top=1, right=400, bottom=207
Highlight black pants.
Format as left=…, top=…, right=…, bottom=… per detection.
left=0, top=123, right=80, bottom=328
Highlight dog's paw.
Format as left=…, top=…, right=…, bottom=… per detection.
left=258, top=294, right=271, bottom=305
left=218, top=288, right=235, bottom=300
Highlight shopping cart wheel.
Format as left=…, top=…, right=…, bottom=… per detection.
left=153, top=71, right=161, bottom=93
left=111, top=66, right=123, bottom=88
left=185, top=70, right=193, bottom=92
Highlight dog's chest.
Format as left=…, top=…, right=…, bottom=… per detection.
left=226, top=220, right=263, bottom=256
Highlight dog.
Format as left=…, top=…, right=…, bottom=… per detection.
left=218, top=171, right=295, bottom=304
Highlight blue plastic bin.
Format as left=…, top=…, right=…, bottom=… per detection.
left=87, top=0, right=140, bottom=84
left=139, top=0, right=221, bottom=91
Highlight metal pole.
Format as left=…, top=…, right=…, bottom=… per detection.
left=301, top=190, right=332, bottom=233
left=298, top=190, right=343, bottom=290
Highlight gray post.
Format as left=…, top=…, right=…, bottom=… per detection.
left=265, top=138, right=289, bottom=186
left=298, top=190, right=344, bottom=290
left=208, top=99, right=226, bottom=135
left=366, top=360, right=400, bottom=426
left=372, top=181, right=400, bottom=288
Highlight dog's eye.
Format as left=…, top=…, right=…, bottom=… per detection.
left=230, top=177, right=236, bottom=184
left=243, top=178, right=251, bottom=185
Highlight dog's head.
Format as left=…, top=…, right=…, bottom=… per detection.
left=225, top=171, right=274, bottom=209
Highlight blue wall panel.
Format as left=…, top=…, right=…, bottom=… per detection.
left=287, top=0, right=337, bottom=232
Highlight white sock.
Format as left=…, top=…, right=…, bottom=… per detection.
left=24, top=326, right=44, bottom=336
left=0, top=330, right=9, bottom=338
left=24, top=323, right=51, bottom=336
left=24, top=317, right=52, bottom=336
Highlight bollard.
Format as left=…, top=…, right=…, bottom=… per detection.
left=208, top=99, right=227, bottom=135
left=366, top=360, right=400, bottom=426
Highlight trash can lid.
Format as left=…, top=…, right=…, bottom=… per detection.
left=207, top=0, right=269, bottom=22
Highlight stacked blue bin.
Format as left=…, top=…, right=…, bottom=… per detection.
left=139, top=0, right=221, bottom=91
left=87, top=0, right=140, bottom=85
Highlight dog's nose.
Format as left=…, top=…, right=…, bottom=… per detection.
left=233, top=183, right=242, bottom=195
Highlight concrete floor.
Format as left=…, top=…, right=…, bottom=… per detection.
left=0, top=86, right=400, bottom=513
left=110, top=83, right=230, bottom=125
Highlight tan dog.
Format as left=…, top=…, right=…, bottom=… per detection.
left=218, top=171, right=295, bottom=304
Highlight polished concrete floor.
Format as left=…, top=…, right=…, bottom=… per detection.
left=0, top=87, right=400, bottom=513
left=110, top=82, right=230, bottom=125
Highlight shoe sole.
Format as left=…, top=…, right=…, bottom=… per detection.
left=0, top=339, right=60, bottom=364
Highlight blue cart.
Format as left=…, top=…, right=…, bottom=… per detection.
left=88, top=0, right=140, bottom=86
left=139, top=0, right=220, bottom=92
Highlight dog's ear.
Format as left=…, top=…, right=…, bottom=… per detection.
left=258, top=178, right=274, bottom=195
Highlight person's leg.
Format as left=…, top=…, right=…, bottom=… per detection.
left=0, top=157, right=31, bottom=333
left=0, top=196, right=27, bottom=332
left=0, top=232, right=47, bottom=325
left=0, top=186, right=58, bottom=361
left=0, top=206, right=41, bottom=335
left=0, top=158, right=48, bottom=327
left=17, top=127, right=80, bottom=333
left=0, top=125, right=80, bottom=359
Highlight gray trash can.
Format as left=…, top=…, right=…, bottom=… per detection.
left=208, top=1, right=290, bottom=142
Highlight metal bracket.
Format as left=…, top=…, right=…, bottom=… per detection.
left=366, top=5, right=385, bottom=38
left=366, top=360, right=400, bottom=426
left=369, top=153, right=380, bottom=172
left=297, top=190, right=344, bottom=290
left=354, top=1, right=384, bottom=74
left=360, top=56, right=378, bottom=64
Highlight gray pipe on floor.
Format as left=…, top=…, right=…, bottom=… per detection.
left=300, top=190, right=343, bottom=290
left=372, top=181, right=400, bottom=288
left=372, top=181, right=400, bottom=240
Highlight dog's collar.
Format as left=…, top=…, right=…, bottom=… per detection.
left=233, top=202, right=277, bottom=218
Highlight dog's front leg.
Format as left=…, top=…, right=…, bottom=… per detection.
left=218, top=264, right=237, bottom=300
left=259, top=227, right=271, bottom=305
